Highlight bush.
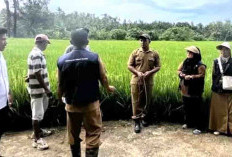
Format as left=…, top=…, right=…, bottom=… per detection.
left=193, top=33, right=205, bottom=41
left=126, top=28, right=142, bottom=40
left=160, top=27, right=194, bottom=41
left=89, top=29, right=111, bottom=40
left=111, top=29, right=127, bottom=40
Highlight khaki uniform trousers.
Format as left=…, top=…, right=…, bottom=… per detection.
left=131, top=84, right=153, bottom=120
left=67, top=106, right=102, bottom=149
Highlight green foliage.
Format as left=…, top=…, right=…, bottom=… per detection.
left=160, top=27, right=194, bottom=41
left=2, top=1, right=232, bottom=41
left=111, top=29, right=127, bottom=40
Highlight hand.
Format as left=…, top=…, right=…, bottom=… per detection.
left=24, top=75, right=29, bottom=83
left=137, top=71, right=144, bottom=78
left=184, top=75, right=191, bottom=80
left=107, top=85, right=116, bottom=93
left=144, top=71, right=151, bottom=78
left=8, top=94, right=13, bottom=107
left=179, top=72, right=186, bottom=78
left=45, top=89, right=53, bottom=98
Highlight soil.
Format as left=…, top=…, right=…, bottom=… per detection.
left=1, top=121, right=232, bottom=157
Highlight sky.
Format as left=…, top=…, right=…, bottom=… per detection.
left=0, top=0, right=232, bottom=25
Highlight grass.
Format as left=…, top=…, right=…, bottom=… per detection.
left=3, top=39, right=225, bottom=118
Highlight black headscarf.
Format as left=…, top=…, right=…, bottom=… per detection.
left=182, top=47, right=202, bottom=75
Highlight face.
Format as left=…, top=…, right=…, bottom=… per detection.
left=0, top=33, right=7, bottom=51
left=187, top=51, right=194, bottom=58
left=140, top=38, right=150, bottom=49
left=220, top=47, right=231, bottom=58
left=40, top=40, right=49, bottom=51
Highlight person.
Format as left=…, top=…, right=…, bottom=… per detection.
left=177, top=46, right=206, bottom=134
left=209, top=42, right=232, bottom=136
left=64, top=28, right=90, bottom=54
left=0, top=27, right=13, bottom=141
left=26, top=34, right=52, bottom=150
left=128, top=34, right=161, bottom=133
left=57, top=28, right=116, bottom=157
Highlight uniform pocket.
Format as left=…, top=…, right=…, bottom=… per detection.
left=148, top=58, right=155, bottom=67
left=135, top=57, right=143, bottom=65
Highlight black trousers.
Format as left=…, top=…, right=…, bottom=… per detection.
left=0, top=105, right=10, bottom=140
left=182, top=96, right=205, bottom=130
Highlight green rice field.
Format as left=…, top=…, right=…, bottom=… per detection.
left=3, top=39, right=226, bottom=117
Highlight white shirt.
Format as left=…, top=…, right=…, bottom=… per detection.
left=0, top=52, right=9, bottom=109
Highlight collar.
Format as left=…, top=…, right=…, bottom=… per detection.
left=139, top=48, right=151, bottom=53
left=33, top=47, right=44, bottom=55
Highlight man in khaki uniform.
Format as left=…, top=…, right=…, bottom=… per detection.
left=128, top=34, right=161, bottom=133
left=57, top=29, right=115, bottom=157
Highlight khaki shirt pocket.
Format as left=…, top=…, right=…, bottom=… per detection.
left=135, top=57, right=143, bottom=66
left=148, top=58, right=155, bottom=68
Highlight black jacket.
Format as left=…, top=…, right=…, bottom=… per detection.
left=212, top=58, right=232, bottom=93
left=57, top=48, right=100, bottom=105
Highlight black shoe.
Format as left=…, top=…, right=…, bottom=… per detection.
left=70, top=143, right=81, bottom=157
left=86, top=147, right=99, bottom=157
left=134, top=121, right=141, bottom=133
left=141, top=120, right=149, bottom=127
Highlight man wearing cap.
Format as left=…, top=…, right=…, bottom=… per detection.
left=0, top=27, right=13, bottom=142
left=64, top=28, right=90, bottom=54
left=209, top=42, right=232, bottom=136
left=26, top=34, right=52, bottom=150
left=177, top=46, right=206, bottom=134
left=128, top=34, right=161, bottom=133
left=57, top=28, right=116, bottom=157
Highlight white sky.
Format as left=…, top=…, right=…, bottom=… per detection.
left=0, top=0, right=232, bottom=24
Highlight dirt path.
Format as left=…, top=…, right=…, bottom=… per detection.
left=1, top=121, right=232, bottom=157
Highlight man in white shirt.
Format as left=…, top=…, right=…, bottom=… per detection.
left=0, top=27, right=13, bottom=141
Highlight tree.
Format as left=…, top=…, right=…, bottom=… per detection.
left=160, top=27, right=194, bottom=41
left=19, top=0, right=53, bottom=36
left=111, top=29, right=127, bottom=40
left=4, top=0, right=11, bottom=36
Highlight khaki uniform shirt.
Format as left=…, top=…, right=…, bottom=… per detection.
left=65, top=57, right=106, bottom=113
left=128, top=48, right=161, bottom=85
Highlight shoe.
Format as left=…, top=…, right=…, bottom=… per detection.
left=134, top=120, right=141, bottom=133
left=86, top=147, right=99, bottom=157
left=141, top=120, right=149, bottom=127
left=182, top=124, right=187, bottom=129
left=214, top=131, right=220, bottom=136
left=31, top=129, right=52, bottom=139
left=193, top=129, right=201, bottom=135
left=32, top=138, right=49, bottom=150
left=40, top=129, right=52, bottom=137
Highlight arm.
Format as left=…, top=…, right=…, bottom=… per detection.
left=127, top=51, right=144, bottom=77
left=177, top=62, right=185, bottom=78
left=185, top=65, right=206, bottom=80
left=8, top=90, right=13, bottom=107
left=191, top=65, right=206, bottom=79
left=34, top=70, right=51, bottom=95
left=57, top=69, right=63, bottom=101
left=99, top=58, right=116, bottom=93
left=144, top=52, right=161, bottom=78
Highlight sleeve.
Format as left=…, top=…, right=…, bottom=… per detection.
left=192, top=65, right=206, bottom=79
left=30, top=53, right=43, bottom=74
left=64, top=45, right=73, bottom=54
left=154, top=52, right=161, bottom=67
left=128, top=50, right=136, bottom=67
left=177, top=62, right=183, bottom=72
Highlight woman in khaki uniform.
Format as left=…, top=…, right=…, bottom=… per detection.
left=178, top=46, right=206, bottom=134
left=128, top=34, right=161, bottom=133
left=209, top=42, right=232, bottom=136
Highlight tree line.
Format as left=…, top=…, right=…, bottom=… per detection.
left=1, top=0, right=232, bottom=41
